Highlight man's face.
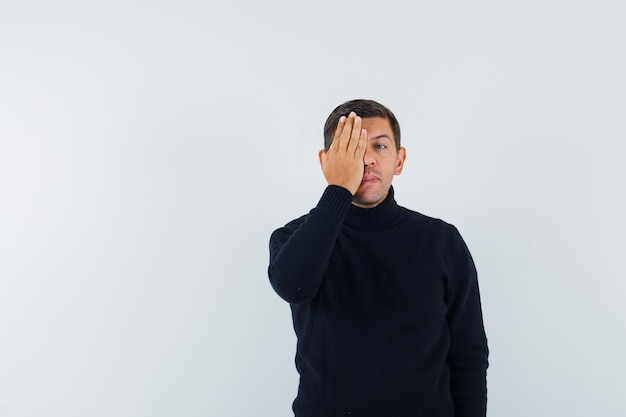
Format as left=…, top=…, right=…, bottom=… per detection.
left=351, top=117, right=406, bottom=208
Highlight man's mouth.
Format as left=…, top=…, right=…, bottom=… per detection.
left=361, top=175, right=379, bottom=184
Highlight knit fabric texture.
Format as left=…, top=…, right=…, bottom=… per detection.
left=269, top=186, right=488, bottom=417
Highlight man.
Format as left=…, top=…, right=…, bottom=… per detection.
left=268, top=99, right=488, bottom=416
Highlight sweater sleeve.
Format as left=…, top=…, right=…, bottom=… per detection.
left=445, top=227, right=489, bottom=417
left=268, top=186, right=353, bottom=304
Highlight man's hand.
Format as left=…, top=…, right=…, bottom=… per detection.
left=319, top=112, right=367, bottom=195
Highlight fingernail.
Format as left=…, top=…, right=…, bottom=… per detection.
left=348, top=111, right=356, bottom=117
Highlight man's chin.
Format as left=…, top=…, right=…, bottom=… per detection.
left=352, top=189, right=389, bottom=209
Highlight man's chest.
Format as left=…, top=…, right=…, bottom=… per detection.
left=320, top=231, right=450, bottom=321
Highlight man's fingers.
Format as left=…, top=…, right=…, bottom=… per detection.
left=355, top=128, right=367, bottom=157
left=347, top=115, right=362, bottom=153
left=332, top=112, right=356, bottom=152
left=342, top=112, right=357, bottom=151
left=322, top=112, right=366, bottom=195
left=330, top=115, right=347, bottom=151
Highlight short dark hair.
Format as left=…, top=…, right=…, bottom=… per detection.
left=323, top=99, right=401, bottom=151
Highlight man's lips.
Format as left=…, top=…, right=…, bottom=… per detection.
left=360, top=175, right=379, bottom=184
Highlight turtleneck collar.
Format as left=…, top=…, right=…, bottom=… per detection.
left=344, top=186, right=402, bottom=230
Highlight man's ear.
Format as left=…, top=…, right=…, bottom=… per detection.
left=394, top=147, right=407, bottom=175
left=318, top=149, right=327, bottom=169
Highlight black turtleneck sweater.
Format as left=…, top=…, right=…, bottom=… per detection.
left=268, top=186, right=488, bottom=417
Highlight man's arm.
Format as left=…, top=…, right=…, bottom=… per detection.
left=445, top=227, right=489, bottom=417
left=268, top=185, right=352, bottom=303
left=268, top=112, right=367, bottom=304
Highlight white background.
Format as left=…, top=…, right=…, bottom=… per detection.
left=1, top=1, right=625, bottom=416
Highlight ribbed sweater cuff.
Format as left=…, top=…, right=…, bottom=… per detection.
left=316, top=185, right=353, bottom=219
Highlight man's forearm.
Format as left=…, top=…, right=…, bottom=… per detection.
left=268, top=186, right=352, bottom=304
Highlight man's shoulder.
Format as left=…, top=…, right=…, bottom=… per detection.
left=395, top=206, right=469, bottom=260
left=269, top=213, right=309, bottom=242
left=398, top=205, right=454, bottom=229
left=283, top=214, right=308, bottom=230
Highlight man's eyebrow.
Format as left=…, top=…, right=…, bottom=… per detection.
left=370, top=134, right=392, bottom=140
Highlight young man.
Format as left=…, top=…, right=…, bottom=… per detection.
left=268, top=99, right=488, bottom=416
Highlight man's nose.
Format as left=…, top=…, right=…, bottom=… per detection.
left=363, top=148, right=375, bottom=166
